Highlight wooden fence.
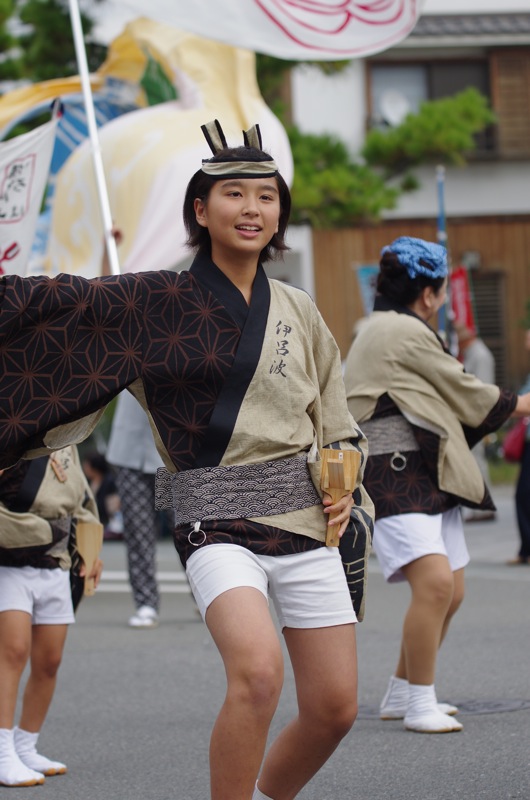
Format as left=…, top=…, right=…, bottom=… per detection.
left=312, top=215, right=530, bottom=389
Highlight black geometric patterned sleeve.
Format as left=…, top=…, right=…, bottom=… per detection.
left=0, top=273, right=144, bottom=468
left=461, top=388, right=518, bottom=449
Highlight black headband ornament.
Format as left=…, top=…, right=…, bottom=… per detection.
left=200, top=119, right=279, bottom=178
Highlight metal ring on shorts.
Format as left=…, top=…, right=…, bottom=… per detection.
left=188, top=520, right=207, bottom=547
left=390, top=451, right=407, bottom=471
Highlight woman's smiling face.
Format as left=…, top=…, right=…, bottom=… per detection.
left=194, top=177, right=281, bottom=264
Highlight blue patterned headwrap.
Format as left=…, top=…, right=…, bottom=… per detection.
left=381, top=236, right=448, bottom=280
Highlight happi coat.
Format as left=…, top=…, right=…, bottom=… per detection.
left=0, top=254, right=373, bottom=614
left=0, top=446, right=99, bottom=571
left=344, top=302, right=517, bottom=519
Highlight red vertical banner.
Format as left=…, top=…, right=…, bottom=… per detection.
left=450, top=265, right=476, bottom=331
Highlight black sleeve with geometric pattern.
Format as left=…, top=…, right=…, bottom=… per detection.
left=0, top=272, right=144, bottom=468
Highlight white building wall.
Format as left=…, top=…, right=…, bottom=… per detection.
left=290, top=8, right=530, bottom=220
left=385, top=162, right=530, bottom=218
left=291, top=62, right=366, bottom=154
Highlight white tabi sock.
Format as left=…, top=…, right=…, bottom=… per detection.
left=0, top=728, right=45, bottom=786
left=380, top=675, right=409, bottom=718
left=404, top=684, right=462, bottom=733
left=253, top=781, right=275, bottom=800
left=14, top=727, right=67, bottom=776
left=380, top=675, right=459, bottom=719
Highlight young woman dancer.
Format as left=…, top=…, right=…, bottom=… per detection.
left=0, top=447, right=102, bottom=786
left=344, top=236, right=530, bottom=734
left=0, top=120, right=373, bottom=799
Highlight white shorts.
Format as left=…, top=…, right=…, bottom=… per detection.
left=0, top=566, right=75, bottom=625
left=186, top=543, right=357, bottom=630
left=373, top=507, right=470, bottom=583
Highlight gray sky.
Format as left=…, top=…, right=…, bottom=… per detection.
left=424, top=0, right=530, bottom=12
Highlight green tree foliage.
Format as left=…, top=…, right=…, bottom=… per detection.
left=17, top=0, right=106, bottom=81
left=288, top=126, right=398, bottom=227
left=0, top=0, right=21, bottom=81
left=284, top=89, right=495, bottom=228
left=256, top=58, right=496, bottom=228
left=362, top=87, right=496, bottom=177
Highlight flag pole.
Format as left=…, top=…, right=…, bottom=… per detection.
left=436, top=164, right=457, bottom=355
left=67, top=0, right=120, bottom=275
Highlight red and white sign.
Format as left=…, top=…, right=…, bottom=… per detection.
left=450, top=265, right=476, bottom=332
left=0, top=116, right=58, bottom=276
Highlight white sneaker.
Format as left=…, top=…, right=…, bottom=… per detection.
left=128, top=606, right=159, bottom=628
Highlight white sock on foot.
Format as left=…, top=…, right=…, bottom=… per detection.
left=14, top=727, right=67, bottom=776
left=380, top=675, right=409, bottom=718
left=404, top=684, right=463, bottom=733
left=253, top=781, right=274, bottom=800
left=380, top=675, right=459, bottom=719
left=0, top=728, right=45, bottom=786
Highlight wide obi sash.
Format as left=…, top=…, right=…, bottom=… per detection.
left=360, top=415, right=419, bottom=456
left=155, top=454, right=321, bottom=525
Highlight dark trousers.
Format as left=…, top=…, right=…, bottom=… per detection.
left=117, top=467, right=160, bottom=611
left=515, top=442, right=530, bottom=559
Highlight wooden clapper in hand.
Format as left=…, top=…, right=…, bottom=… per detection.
left=75, top=521, right=104, bottom=597
left=320, top=449, right=361, bottom=547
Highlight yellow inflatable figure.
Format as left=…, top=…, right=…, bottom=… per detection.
left=47, top=18, right=293, bottom=277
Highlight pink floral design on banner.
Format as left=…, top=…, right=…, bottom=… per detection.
left=255, top=0, right=418, bottom=55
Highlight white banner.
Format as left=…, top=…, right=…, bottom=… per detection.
left=92, top=0, right=424, bottom=60
left=0, top=116, right=58, bottom=276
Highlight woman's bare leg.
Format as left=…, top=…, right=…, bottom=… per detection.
left=18, top=624, right=68, bottom=733
left=0, top=611, right=46, bottom=786
left=439, top=567, right=464, bottom=645
left=258, top=623, right=357, bottom=800
left=206, top=587, right=284, bottom=800
left=0, top=611, right=32, bottom=728
left=387, top=556, right=462, bottom=732
left=395, top=554, right=454, bottom=684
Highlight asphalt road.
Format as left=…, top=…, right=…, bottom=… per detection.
left=16, top=485, right=530, bottom=800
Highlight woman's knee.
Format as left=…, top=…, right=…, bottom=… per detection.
left=447, top=573, right=465, bottom=616
left=35, top=654, right=63, bottom=679
left=302, top=688, right=358, bottom=740
left=228, top=656, right=284, bottom=715
left=2, top=640, right=30, bottom=672
left=411, top=565, right=454, bottom=610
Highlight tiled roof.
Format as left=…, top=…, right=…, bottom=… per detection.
left=410, top=13, right=530, bottom=37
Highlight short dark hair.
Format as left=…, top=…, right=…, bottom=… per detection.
left=183, top=146, right=291, bottom=264
left=82, top=451, right=111, bottom=475
left=376, top=251, right=446, bottom=306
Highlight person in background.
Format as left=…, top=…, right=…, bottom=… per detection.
left=455, top=323, right=497, bottom=522
left=106, top=390, right=165, bottom=628
left=508, top=327, right=530, bottom=565
left=81, top=452, right=121, bottom=539
left=344, top=236, right=530, bottom=734
left=0, top=447, right=102, bottom=787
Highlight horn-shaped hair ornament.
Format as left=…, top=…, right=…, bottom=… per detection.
left=200, top=119, right=278, bottom=178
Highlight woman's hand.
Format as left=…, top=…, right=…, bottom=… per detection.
left=322, top=492, right=354, bottom=539
left=513, top=392, right=530, bottom=417
left=79, top=558, right=104, bottom=590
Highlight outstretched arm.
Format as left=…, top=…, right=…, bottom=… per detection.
left=0, top=271, right=143, bottom=468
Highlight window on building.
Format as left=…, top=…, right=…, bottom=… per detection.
left=368, top=59, right=495, bottom=154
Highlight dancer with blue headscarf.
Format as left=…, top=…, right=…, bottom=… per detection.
left=344, top=236, right=530, bottom=734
